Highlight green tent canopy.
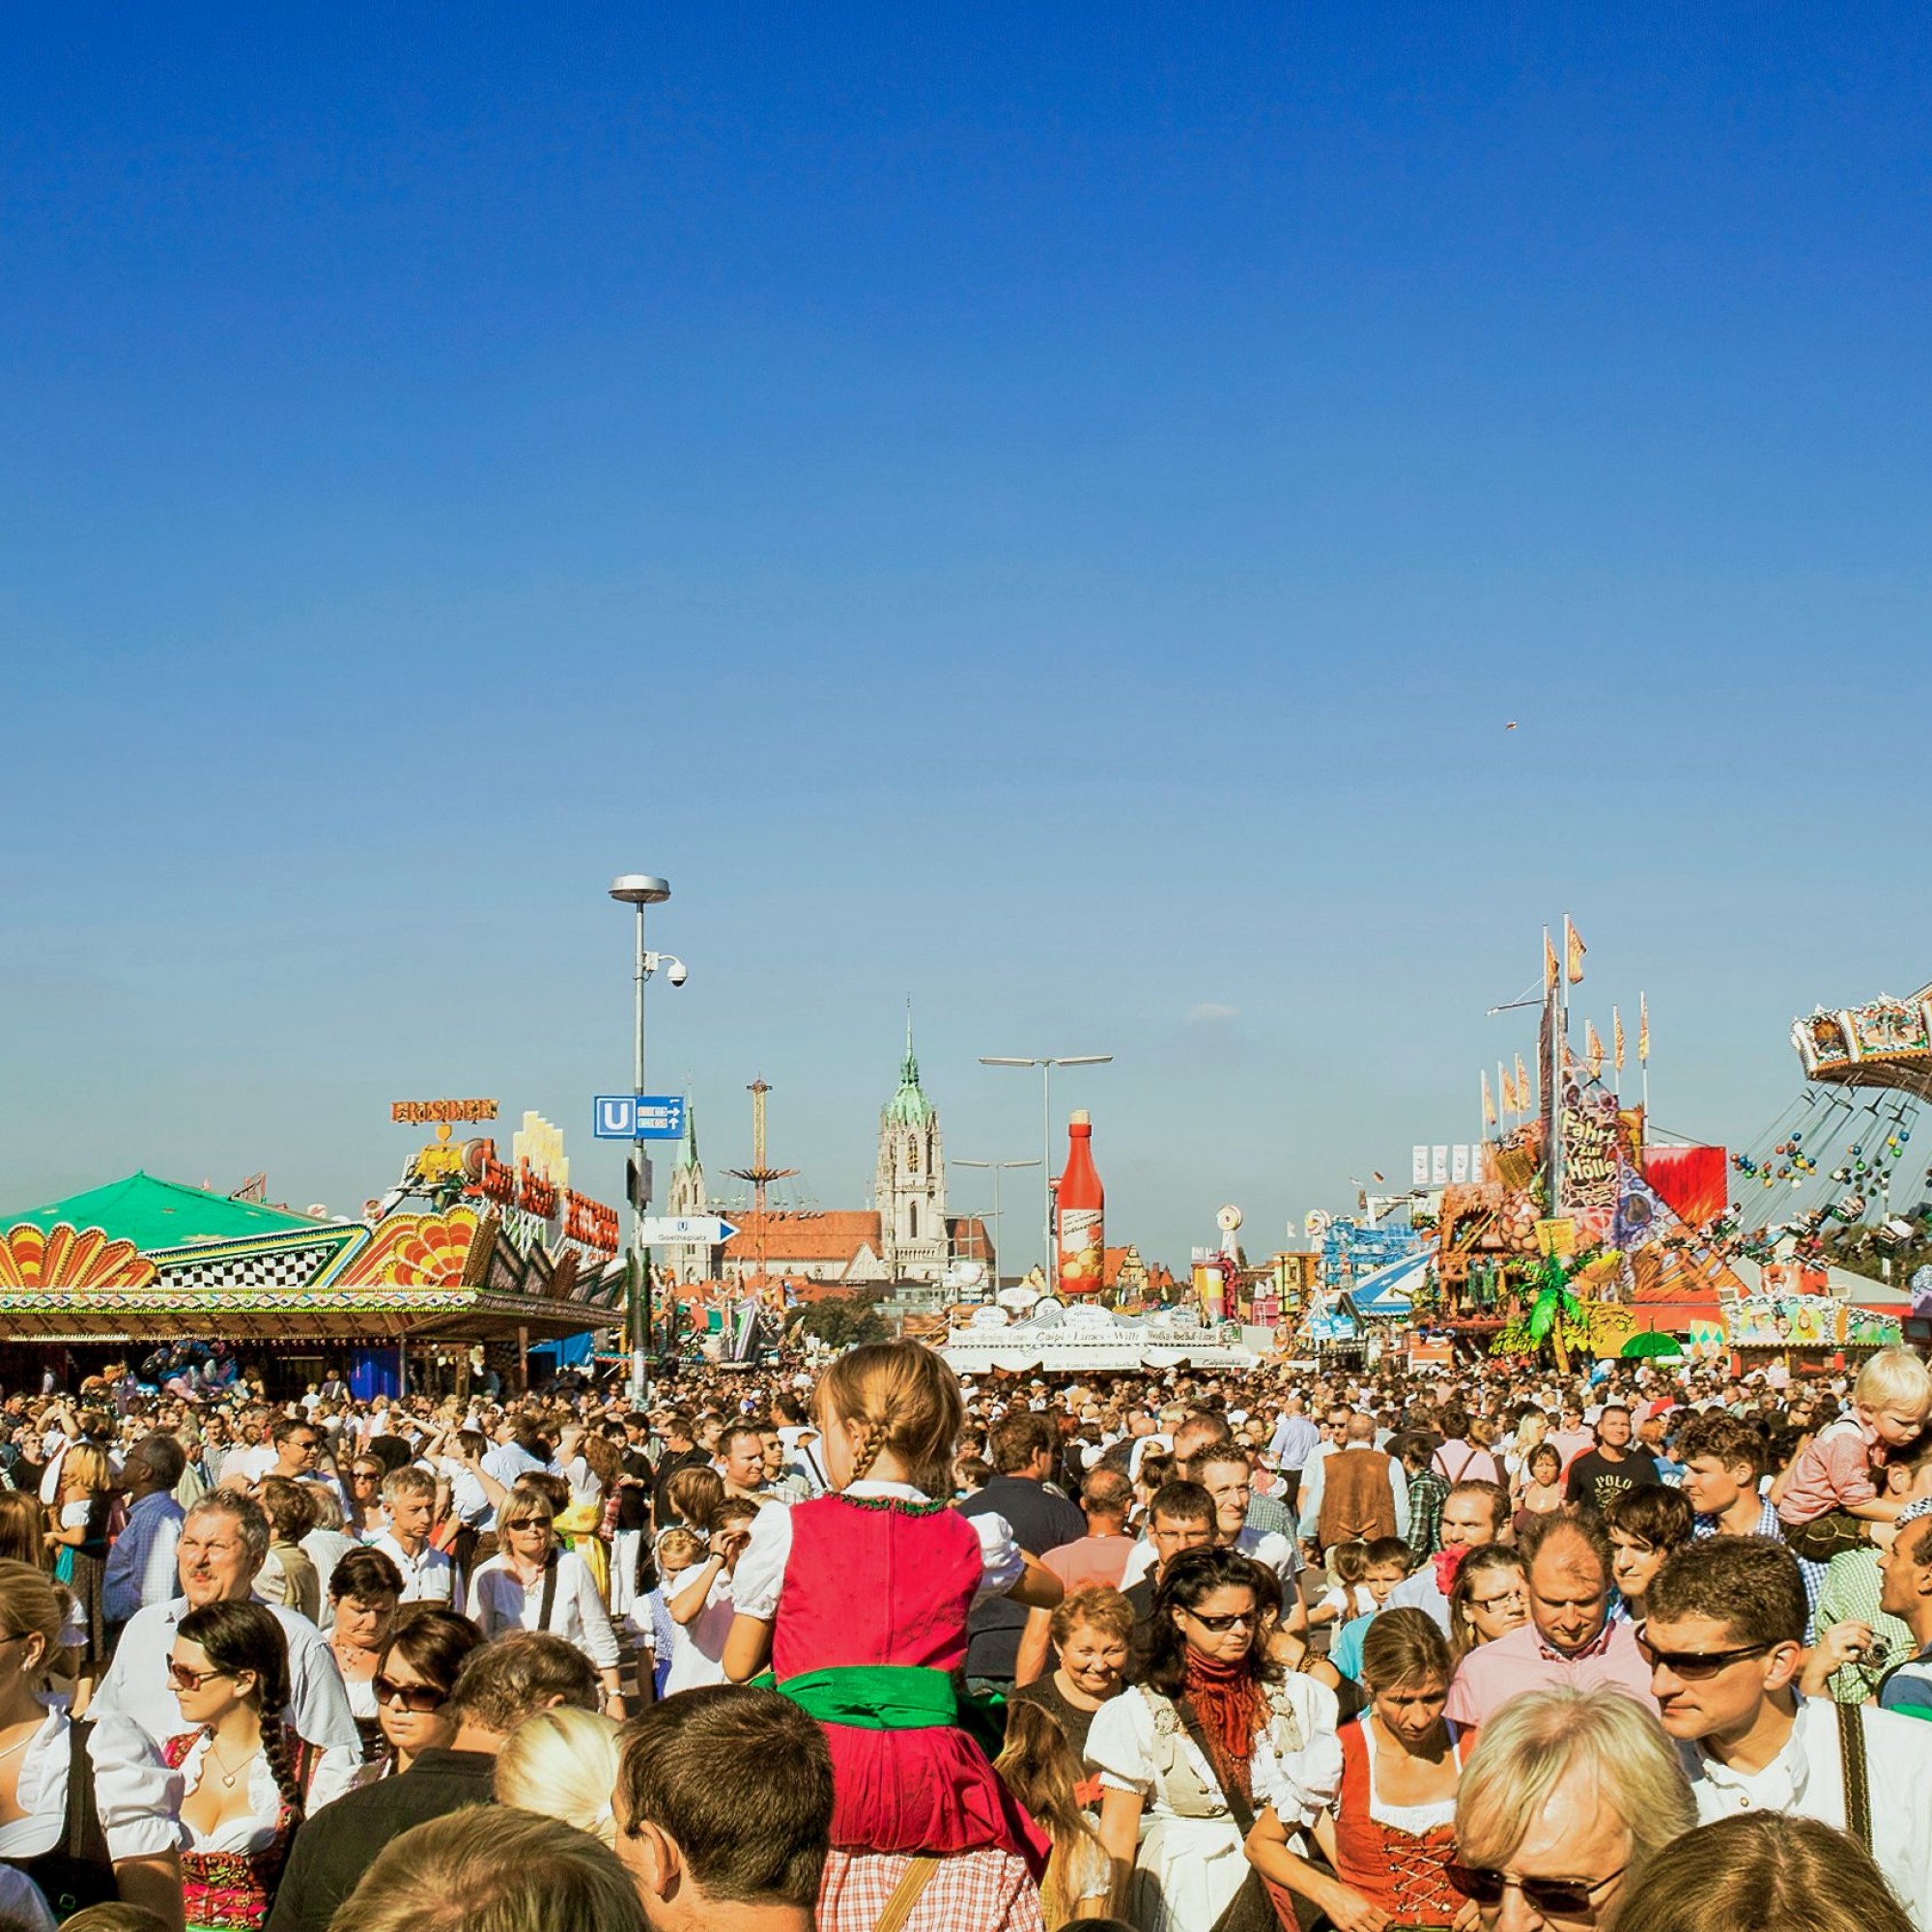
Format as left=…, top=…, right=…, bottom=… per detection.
left=1621, top=1330, right=1684, bottom=1359
left=0, top=1173, right=322, bottom=1252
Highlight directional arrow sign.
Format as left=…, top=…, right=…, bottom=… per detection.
left=637, top=1216, right=739, bottom=1244
left=593, top=1095, right=687, bottom=1140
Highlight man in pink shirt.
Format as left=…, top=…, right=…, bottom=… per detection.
left=1446, top=1510, right=1657, bottom=1726
left=1042, top=1466, right=1136, bottom=1590
left=1011, top=1466, right=1137, bottom=1685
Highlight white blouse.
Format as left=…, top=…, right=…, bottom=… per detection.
left=0, top=1709, right=184, bottom=1864
left=173, top=1732, right=362, bottom=1852
left=730, top=1481, right=1024, bottom=1624
left=467, top=1550, right=620, bottom=1669
left=1087, top=1676, right=1343, bottom=1829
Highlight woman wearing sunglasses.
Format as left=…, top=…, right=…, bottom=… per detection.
left=1450, top=1685, right=1693, bottom=1930
left=1248, top=1608, right=1467, bottom=1931
left=350, top=1608, right=485, bottom=1786
left=1088, top=1548, right=1340, bottom=1932
left=165, top=1601, right=360, bottom=1930
left=341, top=1463, right=388, bottom=1542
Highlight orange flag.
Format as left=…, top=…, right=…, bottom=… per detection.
left=1586, top=1020, right=1605, bottom=1079
left=1483, top=1071, right=1497, bottom=1127
left=1614, top=1007, right=1626, bottom=1072
left=1515, top=1053, right=1530, bottom=1113
left=1545, top=928, right=1560, bottom=991
left=1566, top=917, right=1587, bottom=985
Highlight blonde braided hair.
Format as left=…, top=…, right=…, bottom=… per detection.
left=817, top=1342, right=964, bottom=1496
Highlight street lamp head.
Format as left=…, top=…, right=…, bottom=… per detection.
left=979, top=1057, right=1037, bottom=1067
left=1055, top=1055, right=1114, bottom=1067
left=610, top=874, right=671, bottom=906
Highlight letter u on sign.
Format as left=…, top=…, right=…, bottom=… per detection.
left=596, top=1096, right=636, bottom=1137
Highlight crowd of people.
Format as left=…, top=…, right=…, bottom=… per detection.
left=0, top=1333, right=1926, bottom=1929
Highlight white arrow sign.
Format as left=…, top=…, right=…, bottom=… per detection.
left=637, top=1216, right=739, bottom=1245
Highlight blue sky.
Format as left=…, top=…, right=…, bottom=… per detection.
left=3, top=6, right=1928, bottom=1268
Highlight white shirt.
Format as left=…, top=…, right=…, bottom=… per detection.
left=222, top=1444, right=280, bottom=1486
left=730, top=1480, right=1024, bottom=1622
left=467, top=1549, right=620, bottom=1670
left=90, top=1600, right=361, bottom=1754
left=0, top=1707, right=184, bottom=1865
left=1386, top=1566, right=1453, bottom=1632
left=367, top=1532, right=455, bottom=1605
left=1088, top=1674, right=1342, bottom=1828
left=173, top=1729, right=361, bottom=1848
left=662, top=1566, right=737, bottom=1696
left=1118, top=1524, right=1302, bottom=1592
left=1682, top=1696, right=1932, bottom=1929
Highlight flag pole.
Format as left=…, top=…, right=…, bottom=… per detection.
left=1640, top=989, right=1650, bottom=1139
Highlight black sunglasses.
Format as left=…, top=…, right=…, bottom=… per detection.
left=1185, top=1608, right=1257, bottom=1634
left=372, top=1675, right=448, bottom=1714
left=1449, top=1861, right=1627, bottom=1917
left=1634, top=1623, right=1776, bottom=1680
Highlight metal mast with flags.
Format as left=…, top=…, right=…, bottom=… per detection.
left=1638, top=991, right=1651, bottom=1130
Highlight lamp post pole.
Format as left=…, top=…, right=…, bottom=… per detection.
left=979, top=1056, right=1113, bottom=1293
left=952, top=1158, right=1039, bottom=1294
left=611, top=874, right=671, bottom=1407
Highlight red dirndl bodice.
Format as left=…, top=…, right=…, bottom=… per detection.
left=1328, top=1717, right=1465, bottom=1925
left=772, top=1494, right=1046, bottom=1868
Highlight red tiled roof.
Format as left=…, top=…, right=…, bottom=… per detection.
left=722, top=1211, right=881, bottom=1264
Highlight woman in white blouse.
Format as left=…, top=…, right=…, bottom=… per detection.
left=465, top=1491, right=623, bottom=1715
left=166, top=1600, right=359, bottom=1930
left=1087, top=1548, right=1340, bottom=1932
left=0, top=1559, right=184, bottom=1929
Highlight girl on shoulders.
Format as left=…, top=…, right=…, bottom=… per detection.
left=723, top=1340, right=1065, bottom=1932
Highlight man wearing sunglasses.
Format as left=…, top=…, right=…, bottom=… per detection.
left=1648, top=1535, right=1932, bottom=1928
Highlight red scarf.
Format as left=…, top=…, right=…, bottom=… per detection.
left=1433, top=1544, right=1472, bottom=1596
left=1183, top=1652, right=1263, bottom=1804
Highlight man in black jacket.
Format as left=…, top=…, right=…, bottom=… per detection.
left=264, top=1632, right=600, bottom=1932
left=959, top=1410, right=1084, bottom=1692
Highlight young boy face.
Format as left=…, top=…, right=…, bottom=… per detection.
left=1365, top=1561, right=1407, bottom=1606
left=1863, top=1399, right=1929, bottom=1449
left=1609, top=1529, right=1666, bottom=1604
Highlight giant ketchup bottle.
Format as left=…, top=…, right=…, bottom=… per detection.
left=1056, top=1109, right=1105, bottom=1297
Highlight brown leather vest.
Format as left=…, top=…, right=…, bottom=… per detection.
left=1319, top=1446, right=1397, bottom=1547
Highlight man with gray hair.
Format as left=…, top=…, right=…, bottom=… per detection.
left=90, top=1489, right=359, bottom=1750
left=102, top=1430, right=187, bottom=1632
left=368, top=1465, right=454, bottom=1605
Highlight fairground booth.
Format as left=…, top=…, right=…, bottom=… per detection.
left=0, top=1107, right=626, bottom=1398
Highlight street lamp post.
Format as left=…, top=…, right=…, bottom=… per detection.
left=952, top=1158, right=1039, bottom=1294
left=610, top=874, right=679, bottom=1407
left=979, top=1056, right=1113, bottom=1293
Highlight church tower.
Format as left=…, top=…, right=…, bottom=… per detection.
left=875, top=1010, right=947, bottom=1283
left=662, top=1095, right=715, bottom=1283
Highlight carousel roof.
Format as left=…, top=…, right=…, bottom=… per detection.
left=3, top=1174, right=322, bottom=1249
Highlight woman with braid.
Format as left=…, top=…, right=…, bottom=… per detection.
left=724, top=1340, right=1065, bottom=1932
left=165, top=1602, right=357, bottom=1929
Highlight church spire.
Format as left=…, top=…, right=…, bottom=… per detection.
left=884, top=1002, right=934, bottom=1127
left=674, top=1092, right=699, bottom=1173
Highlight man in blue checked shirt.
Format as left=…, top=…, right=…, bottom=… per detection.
left=102, top=1431, right=186, bottom=1632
